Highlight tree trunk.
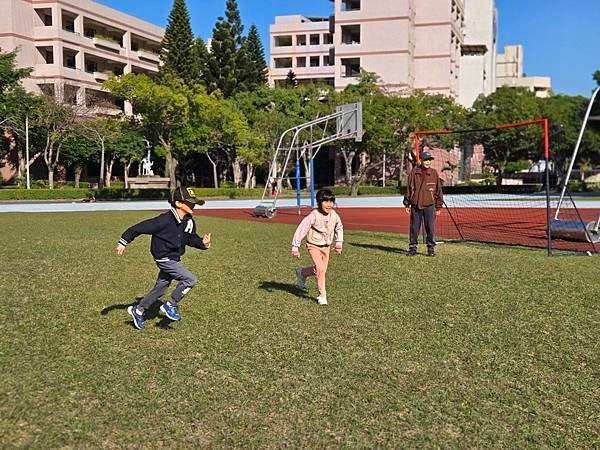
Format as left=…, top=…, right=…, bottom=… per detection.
left=165, top=149, right=178, bottom=190
left=341, top=149, right=355, bottom=186
left=350, top=152, right=369, bottom=197
left=397, top=150, right=406, bottom=186
left=105, top=156, right=116, bottom=188
left=232, top=157, right=243, bottom=187
left=99, top=140, right=106, bottom=189
left=244, top=162, right=254, bottom=189
left=48, top=168, right=55, bottom=189
left=124, top=160, right=132, bottom=189
left=74, top=165, right=82, bottom=188
left=206, top=153, right=219, bottom=188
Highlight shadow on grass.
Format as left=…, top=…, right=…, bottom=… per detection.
left=102, top=301, right=175, bottom=330
left=258, top=281, right=312, bottom=300
left=349, top=242, right=408, bottom=254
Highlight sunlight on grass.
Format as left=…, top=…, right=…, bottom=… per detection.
left=0, top=211, right=598, bottom=448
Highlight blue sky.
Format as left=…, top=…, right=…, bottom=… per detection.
left=98, top=0, right=600, bottom=97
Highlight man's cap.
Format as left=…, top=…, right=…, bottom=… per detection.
left=420, top=151, right=434, bottom=161
left=171, top=186, right=205, bottom=205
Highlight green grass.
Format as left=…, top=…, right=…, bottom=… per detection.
left=0, top=212, right=598, bottom=448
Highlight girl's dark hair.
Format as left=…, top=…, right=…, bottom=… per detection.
left=316, top=188, right=336, bottom=205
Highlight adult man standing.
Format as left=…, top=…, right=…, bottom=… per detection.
left=403, top=151, right=444, bottom=256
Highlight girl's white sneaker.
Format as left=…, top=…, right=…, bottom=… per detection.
left=317, top=296, right=328, bottom=306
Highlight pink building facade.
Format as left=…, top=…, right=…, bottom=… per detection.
left=0, top=0, right=164, bottom=182
left=270, top=0, right=468, bottom=98
left=0, top=0, right=163, bottom=111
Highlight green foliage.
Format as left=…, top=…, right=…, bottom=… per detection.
left=192, top=37, right=210, bottom=83
left=206, top=17, right=238, bottom=97
left=240, top=24, right=268, bottom=90
left=225, top=0, right=244, bottom=47
left=0, top=48, right=31, bottom=94
left=470, top=87, right=543, bottom=177
left=159, top=0, right=196, bottom=84
left=285, top=70, right=298, bottom=89
left=107, top=120, right=146, bottom=165
left=593, top=70, right=600, bottom=87
left=504, top=159, right=531, bottom=173
left=61, top=134, right=99, bottom=168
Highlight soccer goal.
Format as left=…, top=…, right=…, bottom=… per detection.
left=414, top=115, right=599, bottom=256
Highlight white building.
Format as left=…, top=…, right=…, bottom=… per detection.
left=496, top=45, right=551, bottom=97
left=458, top=0, right=498, bottom=107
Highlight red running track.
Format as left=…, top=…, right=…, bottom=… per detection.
left=198, top=206, right=599, bottom=253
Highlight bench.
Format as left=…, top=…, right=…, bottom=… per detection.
left=128, top=177, right=170, bottom=189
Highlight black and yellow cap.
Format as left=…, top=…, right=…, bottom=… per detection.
left=171, top=186, right=205, bottom=205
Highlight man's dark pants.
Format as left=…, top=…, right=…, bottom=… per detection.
left=409, top=205, right=436, bottom=252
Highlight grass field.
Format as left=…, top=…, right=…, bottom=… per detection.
left=1, top=211, right=598, bottom=448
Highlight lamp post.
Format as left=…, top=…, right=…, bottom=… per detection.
left=25, top=111, right=30, bottom=189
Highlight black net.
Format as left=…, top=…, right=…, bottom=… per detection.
left=415, top=123, right=599, bottom=255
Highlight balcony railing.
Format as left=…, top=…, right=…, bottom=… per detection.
left=92, top=36, right=122, bottom=51
left=137, top=49, right=160, bottom=63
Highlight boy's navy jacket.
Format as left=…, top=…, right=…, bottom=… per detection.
left=118, top=207, right=208, bottom=261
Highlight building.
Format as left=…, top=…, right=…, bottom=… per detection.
left=496, top=45, right=551, bottom=97
left=458, top=0, right=498, bottom=107
left=269, top=0, right=497, bottom=105
left=0, top=0, right=164, bottom=114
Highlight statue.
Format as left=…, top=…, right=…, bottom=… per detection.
left=141, top=149, right=154, bottom=176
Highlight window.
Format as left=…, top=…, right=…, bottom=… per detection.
left=310, top=56, right=320, bottom=67
left=323, top=55, right=329, bottom=66
left=63, top=20, right=75, bottom=33
left=35, top=8, right=53, bottom=26
left=36, top=46, right=54, bottom=64
left=274, top=35, right=293, bottom=47
left=85, top=61, right=98, bottom=73
left=341, top=58, right=360, bottom=77
left=310, top=34, right=320, bottom=46
left=296, top=35, right=306, bottom=46
left=323, top=33, right=333, bottom=45
left=274, top=58, right=292, bottom=69
left=342, top=0, right=361, bottom=11
left=341, top=25, right=361, bottom=45
left=296, top=57, right=306, bottom=68
left=64, top=54, right=76, bottom=69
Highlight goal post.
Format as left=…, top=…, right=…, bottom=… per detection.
left=412, top=119, right=598, bottom=255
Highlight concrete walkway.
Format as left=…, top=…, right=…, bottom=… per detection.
left=1, top=195, right=599, bottom=213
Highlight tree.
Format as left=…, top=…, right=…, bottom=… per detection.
left=0, top=48, right=39, bottom=183
left=470, top=87, right=543, bottom=184
left=205, top=17, right=237, bottom=97
left=192, top=37, right=210, bottom=84
left=188, top=92, right=251, bottom=188
left=225, top=0, right=244, bottom=47
left=34, top=96, right=76, bottom=189
left=159, top=0, right=195, bottom=84
left=107, top=120, right=146, bottom=188
left=105, top=73, right=191, bottom=189
left=593, top=70, right=600, bottom=87
left=241, top=25, right=268, bottom=90
left=285, top=70, right=298, bottom=89
left=0, top=49, right=31, bottom=93
left=61, top=133, right=99, bottom=188
left=76, top=116, right=121, bottom=187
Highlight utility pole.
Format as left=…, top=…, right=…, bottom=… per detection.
left=26, top=111, right=30, bottom=189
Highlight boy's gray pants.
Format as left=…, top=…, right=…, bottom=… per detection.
left=138, top=259, right=198, bottom=310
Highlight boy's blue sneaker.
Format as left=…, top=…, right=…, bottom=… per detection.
left=160, top=301, right=181, bottom=321
left=127, top=305, right=145, bottom=330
